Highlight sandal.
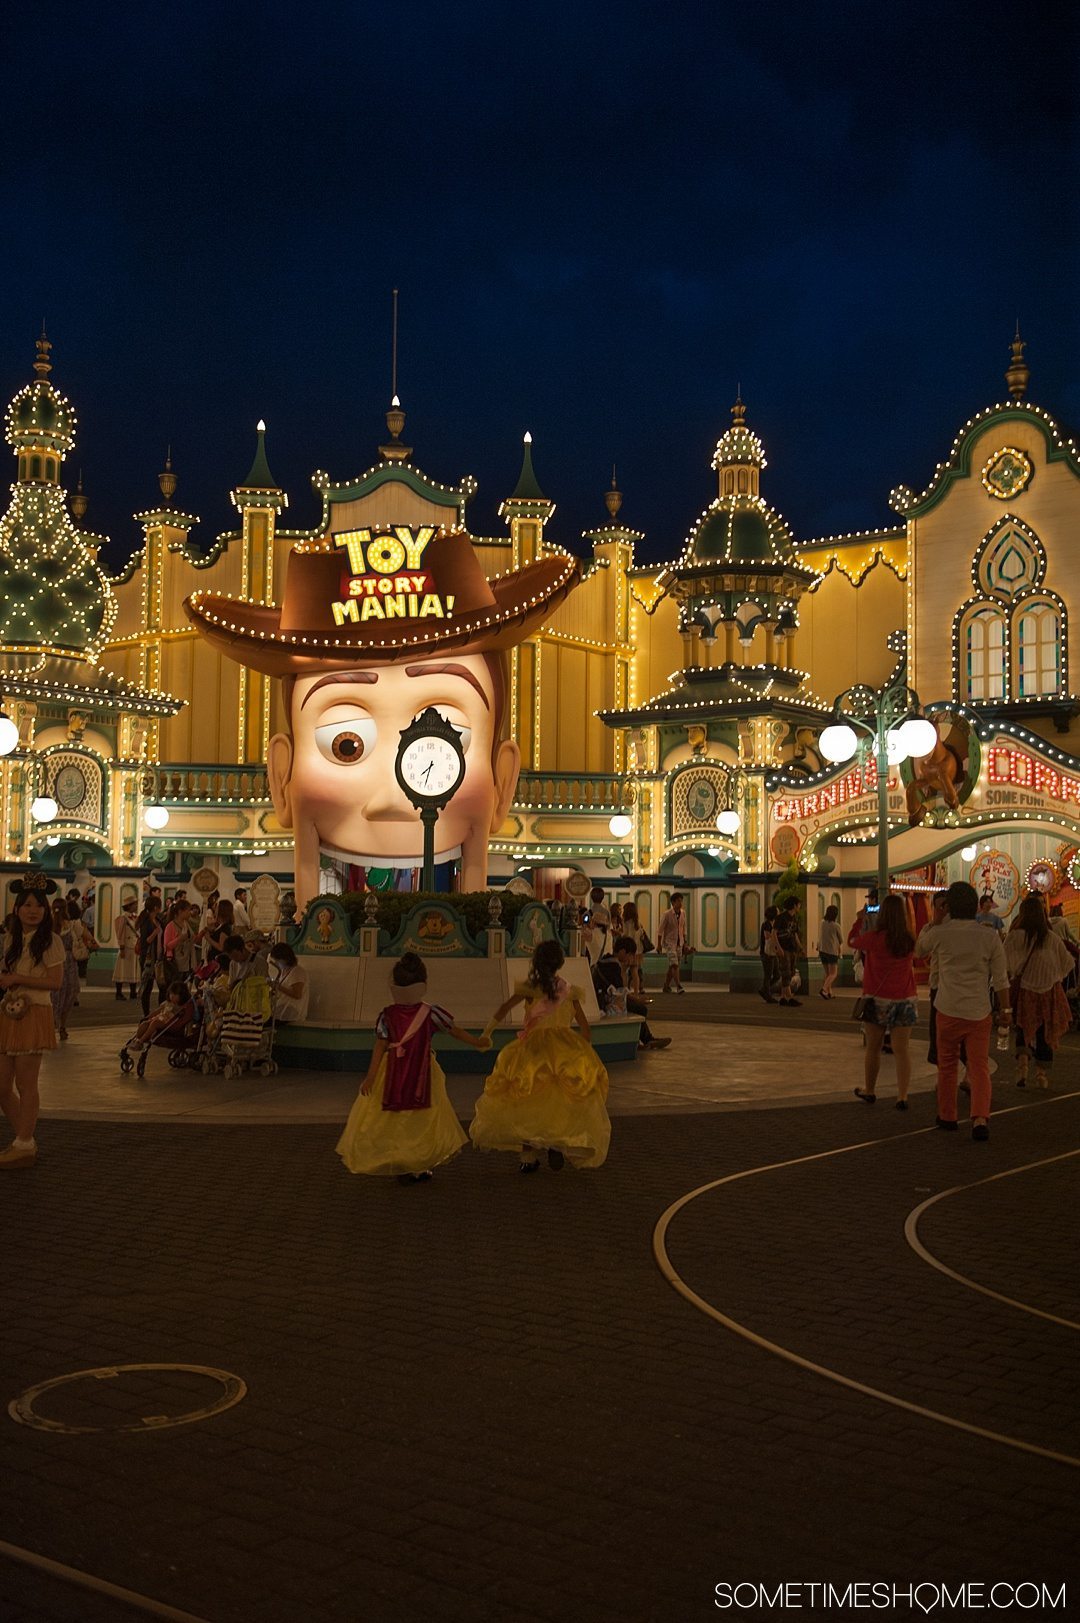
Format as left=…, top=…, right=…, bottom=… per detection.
left=854, top=1088, right=877, bottom=1103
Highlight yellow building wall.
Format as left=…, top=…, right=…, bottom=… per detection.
left=908, top=417, right=1080, bottom=708
left=796, top=559, right=905, bottom=701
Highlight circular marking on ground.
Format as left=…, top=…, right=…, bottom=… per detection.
left=904, top=1148, right=1080, bottom=1330
left=8, top=1362, right=246, bottom=1435
left=653, top=1091, right=1080, bottom=1469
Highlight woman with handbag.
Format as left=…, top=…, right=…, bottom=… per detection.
left=848, top=893, right=917, bottom=1109
left=0, top=872, right=65, bottom=1169
left=1006, top=896, right=1074, bottom=1089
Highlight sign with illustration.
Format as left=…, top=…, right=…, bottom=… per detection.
left=297, top=895, right=356, bottom=954
left=669, top=765, right=726, bottom=840
left=185, top=527, right=580, bottom=905
left=248, top=874, right=281, bottom=933
left=508, top=901, right=556, bottom=957
left=391, top=901, right=481, bottom=958
left=968, top=849, right=1020, bottom=917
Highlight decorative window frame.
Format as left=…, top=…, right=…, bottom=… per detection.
left=955, top=601, right=1008, bottom=703
left=970, top=514, right=1047, bottom=601
left=1011, top=590, right=1066, bottom=698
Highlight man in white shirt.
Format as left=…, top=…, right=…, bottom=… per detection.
left=232, top=889, right=251, bottom=931
left=915, top=881, right=1010, bottom=1141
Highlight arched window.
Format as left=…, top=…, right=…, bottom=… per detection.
left=964, top=607, right=1005, bottom=700
left=1015, top=603, right=1060, bottom=697
left=737, top=468, right=748, bottom=493
left=722, top=470, right=735, bottom=496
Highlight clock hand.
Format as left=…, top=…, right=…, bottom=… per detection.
left=421, top=761, right=434, bottom=783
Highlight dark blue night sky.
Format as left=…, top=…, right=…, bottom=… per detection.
left=2, top=0, right=1076, bottom=567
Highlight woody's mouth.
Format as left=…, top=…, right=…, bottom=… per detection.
left=319, top=840, right=462, bottom=870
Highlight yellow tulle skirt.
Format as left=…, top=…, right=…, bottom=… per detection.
left=470, top=1027, right=611, bottom=1168
left=336, top=1058, right=467, bottom=1177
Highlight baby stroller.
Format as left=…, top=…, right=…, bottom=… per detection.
left=199, top=969, right=278, bottom=1081
left=119, top=987, right=200, bottom=1078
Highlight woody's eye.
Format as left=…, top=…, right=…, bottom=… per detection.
left=314, top=716, right=377, bottom=764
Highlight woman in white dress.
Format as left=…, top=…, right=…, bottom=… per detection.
left=0, top=872, right=65, bottom=1169
left=112, top=898, right=140, bottom=1000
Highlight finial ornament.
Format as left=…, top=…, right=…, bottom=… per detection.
left=379, top=288, right=412, bottom=460
left=731, top=393, right=746, bottom=428
left=1005, top=325, right=1030, bottom=401
left=70, top=469, right=88, bottom=521
left=158, top=444, right=178, bottom=503
left=604, top=462, right=623, bottom=519
left=34, top=323, right=53, bottom=379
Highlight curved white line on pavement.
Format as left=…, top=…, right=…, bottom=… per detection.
left=904, top=1149, right=1080, bottom=1331
left=0, top=1536, right=212, bottom=1622
left=653, top=1092, right=1080, bottom=1470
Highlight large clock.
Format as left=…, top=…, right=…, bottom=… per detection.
left=395, top=709, right=467, bottom=807
left=54, top=763, right=88, bottom=811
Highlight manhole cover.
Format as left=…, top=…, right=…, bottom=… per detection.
left=9, top=1363, right=246, bottom=1434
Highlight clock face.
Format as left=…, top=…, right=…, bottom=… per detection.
left=982, top=446, right=1033, bottom=500
left=54, top=764, right=87, bottom=810
left=398, top=735, right=465, bottom=800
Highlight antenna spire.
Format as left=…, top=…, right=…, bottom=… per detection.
left=391, top=287, right=399, bottom=404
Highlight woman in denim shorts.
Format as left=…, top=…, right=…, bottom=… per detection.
left=848, top=894, right=917, bottom=1109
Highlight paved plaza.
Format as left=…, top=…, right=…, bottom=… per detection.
left=2, top=993, right=1078, bottom=1622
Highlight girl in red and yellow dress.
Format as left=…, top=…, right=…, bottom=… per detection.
left=336, top=952, right=486, bottom=1184
left=471, top=939, right=610, bottom=1172
left=0, top=872, right=66, bottom=1170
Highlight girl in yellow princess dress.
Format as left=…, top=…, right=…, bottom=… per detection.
left=336, top=952, right=486, bottom=1184
left=471, top=939, right=611, bottom=1172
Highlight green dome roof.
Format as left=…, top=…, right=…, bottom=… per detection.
left=686, top=498, right=795, bottom=567
left=0, top=486, right=114, bottom=657
left=5, top=379, right=77, bottom=456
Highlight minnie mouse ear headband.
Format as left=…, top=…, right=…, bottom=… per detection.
left=11, top=869, right=59, bottom=901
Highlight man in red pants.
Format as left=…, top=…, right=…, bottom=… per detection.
left=915, top=881, right=1011, bottom=1141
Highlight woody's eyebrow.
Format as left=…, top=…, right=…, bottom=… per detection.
left=404, top=663, right=489, bottom=709
left=300, top=671, right=378, bottom=710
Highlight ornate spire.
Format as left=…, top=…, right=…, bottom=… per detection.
left=70, top=470, right=88, bottom=521
left=731, top=391, right=746, bottom=429
left=34, top=323, right=52, bottom=379
left=1005, top=323, right=1029, bottom=401
left=604, top=463, right=623, bottom=520
left=510, top=431, right=547, bottom=501
left=238, top=421, right=279, bottom=490
left=379, top=287, right=412, bottom=461
left=158, top=445, right=178, bottom=504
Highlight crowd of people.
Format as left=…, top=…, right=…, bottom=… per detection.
left=2, top=866, right=1075, bottom=1171
left=0, top=874, right=309, bottom=1168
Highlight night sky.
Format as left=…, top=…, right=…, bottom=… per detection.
left=2, top=0, right=1076, bottom=569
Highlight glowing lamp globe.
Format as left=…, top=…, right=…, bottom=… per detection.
left=898, top=717, right=938, bottom=759
left=144, top=805, right=170, bottom=831
left=0, top=712, right=18, bottom=756
left=885, top=728, right=908, bottom=765
left=716, top=808, right=741, bottom=836
left=45, top=834, right=61, bottom=847
left=608, top=814, right=633, bottom=838
left=31, top=796, right=58, bottom=823
left=819, top=723, right=858, bottom=764
left=961, top=845, right=978, bottom=862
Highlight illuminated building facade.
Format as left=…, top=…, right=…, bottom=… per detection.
left=2, top=331, right=1078, bottom=972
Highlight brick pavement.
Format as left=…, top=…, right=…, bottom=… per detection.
left=2, top=1057, right=1079, bottom=1622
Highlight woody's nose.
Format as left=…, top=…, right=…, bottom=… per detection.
left=362, top=772, right=413, bottom=821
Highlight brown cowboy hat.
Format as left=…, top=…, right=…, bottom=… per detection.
left=184, top=528, right=580, bottom=677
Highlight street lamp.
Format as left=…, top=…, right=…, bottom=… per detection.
left=818, top=679, right=936, bottom=899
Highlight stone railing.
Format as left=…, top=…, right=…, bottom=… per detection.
left=147, top=764, right=271, bottom=803
left=512, top=773, right=630, bottom=812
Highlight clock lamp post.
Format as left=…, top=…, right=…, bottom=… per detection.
left=394, top=706, right=468, bottom=893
